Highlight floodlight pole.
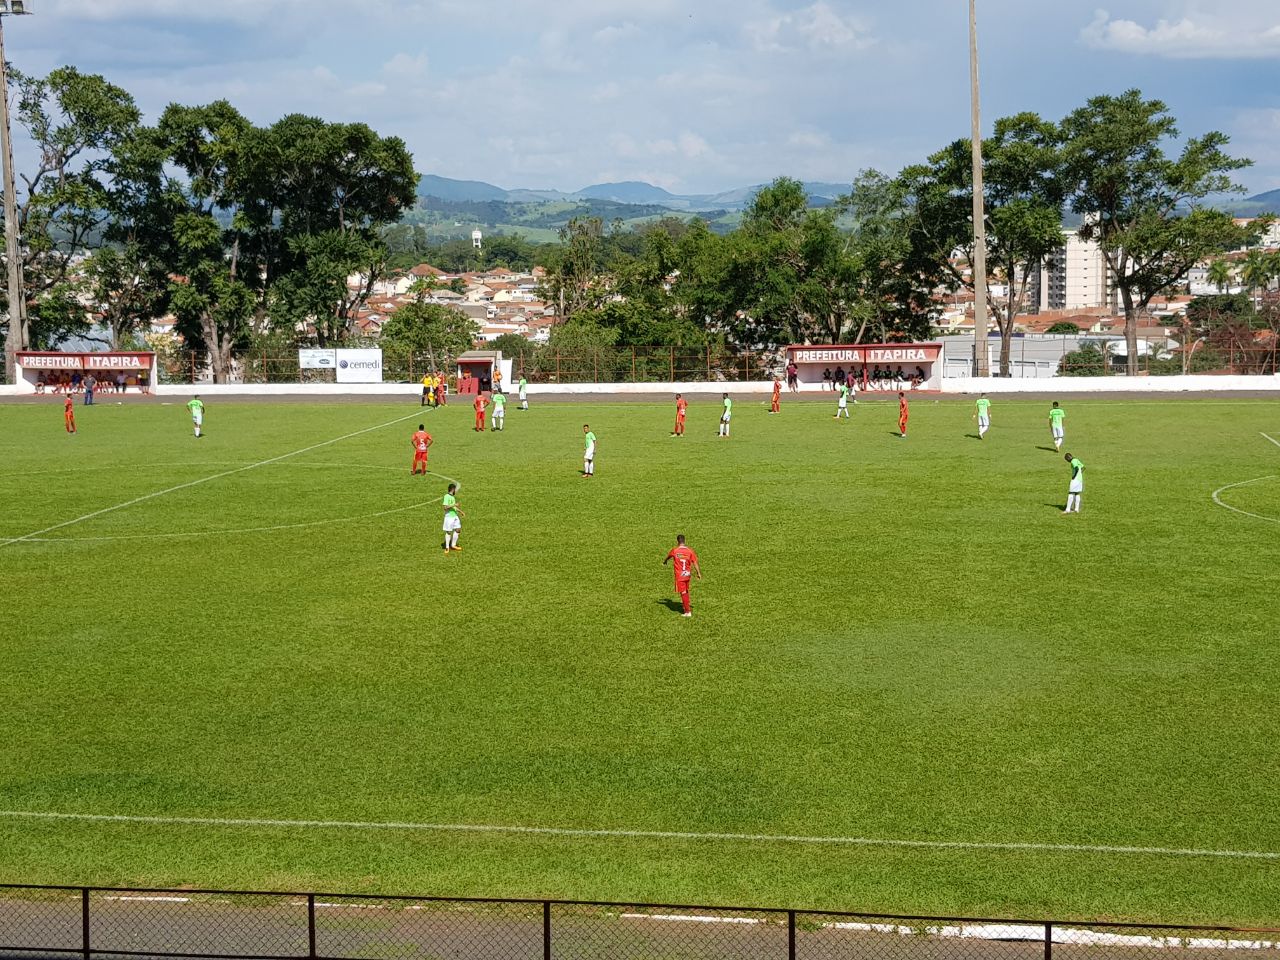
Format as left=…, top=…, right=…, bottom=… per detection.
left=968, top=0, right=990, bottom=377
left=0, top=4, right=29, bottom=386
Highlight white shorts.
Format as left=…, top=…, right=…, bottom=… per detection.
left=192, top=412, right=203, bottom=426
left=443, top=514, right=461, bottom=533
left=1069, top=478, right=1083, bottom=494
left=978, top=415, right=989, bottom=428
left=494, top=408, right=505, bottom=418
left=1052, top=426, right=1065, bottom=439
left=585, top=443, right=595, bottom=460
left=838, top=399, right=848, bottom=409
left=519, top=391, right=527, bottom=401
left=721, top=413, right=732, bottom=423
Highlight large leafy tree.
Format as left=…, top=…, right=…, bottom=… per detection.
left=1061, top=90, right=1253, bottom=374
left=897, top=113, right=1066, bottom=375
left=2, top=67, right=140, bottom=374
left=379, top=299, right=478, bottom=368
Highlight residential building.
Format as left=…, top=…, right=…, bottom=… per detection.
left=1039, top=229, right=1116, bottom=312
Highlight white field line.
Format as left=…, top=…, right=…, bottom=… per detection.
left=0, top=412, right=423, bottom=548
left=1262, top=432, right=1280, bottom=450
left=102, top=896, right=191, bottom=903
left=1212, top=477, right=1280, bottom=525
left=0, top=810, right=1277, bottom=862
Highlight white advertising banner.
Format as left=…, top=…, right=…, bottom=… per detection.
left=335, top=348, right=384, bottom=383
left=299, top=349, right=337, bottom=370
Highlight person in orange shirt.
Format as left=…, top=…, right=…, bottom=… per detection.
left=897, top=391, right=909, bottom=438
left=63, top=395, right=76, bottom=434
left=410, top=424, right=433, bottom=475
left=663, top=534, right=703, bottom=618
left=473, top=392, right=488, bottom=432
left=671, top=393, right=688, bottom=437
left=770, top=378, right=781, bottom=414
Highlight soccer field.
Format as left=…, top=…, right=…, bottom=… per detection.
left=1, top=394, right=1278, bottom=924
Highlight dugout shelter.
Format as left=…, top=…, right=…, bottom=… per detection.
left=786, top=343, right=943, bottom=390
left=17, top=351, right=157, bottom=392
left=456, top=350, right=513, bottom=396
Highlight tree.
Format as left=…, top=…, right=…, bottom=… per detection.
left=1205, top=258, right=1234, bottom=294
left=897, top=112, right=1066, bottom=375
left=1046, top=321, right=1083, bottom=334
left=540, top=217, right=610, bottom=322
left=1240, top=250, right=1277, bottom=304
left=488, top=332, right=535, bottom=361
left=1061, top=90, right=1253, bottom=375
left=2, top=67, right=140, bottom=376
left=379, top=300, right=478, bottom=368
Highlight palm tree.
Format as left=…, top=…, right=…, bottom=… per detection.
left=1241, top=250, right=1271, bottom=304
left=1206, top=258, right=1233, bottom=293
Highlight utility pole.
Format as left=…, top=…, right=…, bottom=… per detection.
left=0, top=2, right=31, bottom=386
left=968, top=0, right=990, bottom=377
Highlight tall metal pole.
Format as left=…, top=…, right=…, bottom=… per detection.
left=0, top=11, right=27, bottom=385
left=968, top=0, right=990, bottom=377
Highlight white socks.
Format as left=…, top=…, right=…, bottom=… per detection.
left=1065, top=495, right=1081, bottom=513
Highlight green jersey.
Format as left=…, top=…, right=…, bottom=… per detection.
left=442, top=493, right=458, bottom=516
left=187, top=399, right=204, bottom=416
left=492, top=393, right=506, bottom=410
left=519, top=378, right=527, bottom=392
left=584, top=431, right=596, bottom=450
left=1049, top=408, right=1066, bottom=427
left=1070, top=458, right=1084, bottom=477
left=975, top=398, right=990, bottom=417
left=722, top=398, right=733, bottom=415
left=838, top=384, right=849, bottom=400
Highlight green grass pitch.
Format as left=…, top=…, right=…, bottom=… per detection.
left=0, top=393, right=1278, bottom=924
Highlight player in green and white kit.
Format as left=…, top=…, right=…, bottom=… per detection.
left=1048, top=402, right=1066, bottom=450
left=187, top=396, right=205, bottom=438
left=718, top=393, right=733, bottom=437
left=974, top=394, right=991, bottom=439
left=834, top=383, right=850, bottom=420
left=491, top=391, right=506, bottom=431
left=518, top=376, right=528, bottom=410
left=1064, top=453, right=1084, bottom=514
left=582, top=424, right=596, bottom=477
left=442, top=483, right=464, bottom=552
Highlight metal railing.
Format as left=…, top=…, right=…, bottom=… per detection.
left=2, top=884, right=1277, bottom=960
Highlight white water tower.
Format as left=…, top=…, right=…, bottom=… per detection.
left=472, top=229, right=483, bottom=250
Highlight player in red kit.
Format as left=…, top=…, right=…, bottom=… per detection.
left=672, top=394, right=688, bottom=437
left=770, top=378, right=781, bottom=414
left=663, top=534, right=703, bottom=618
left=473, top=393, right=488, bottom=432
left=410, top=424, right=433, bottom=475
left=63, top=395, right=76, bottom=434
left=897, top=391, right=909, bottom=438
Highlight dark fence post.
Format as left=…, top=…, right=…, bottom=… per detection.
left=542, top=901, right=552, bottom=960
left=307, top=894, right=317, bottom=959
left=787, top=910, right=796, bottom=960
left=669, top=346, right=674, bottom=382
left=1044, top=922, right=1052, bottom=960
left=81, top=888, right=90, bottom=960
left=631, top=346, right=636, bottom=382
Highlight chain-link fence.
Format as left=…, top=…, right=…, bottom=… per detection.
left=2, top=886, right=1277, bottom=960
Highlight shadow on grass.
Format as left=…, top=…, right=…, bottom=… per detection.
left=1044, top=503, right=1068, bottom=511
left=1036, top=445, right=1059, bottom=453
left=964, top=433, right=982, bottom=441
left=656, top=598, right=685, bottom=613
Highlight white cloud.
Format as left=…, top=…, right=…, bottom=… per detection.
left=1082, top=5, right=1280, bottom=58
left=382, top=53, right=429, bottom=83
left=746, top=2, right=873, bottom=54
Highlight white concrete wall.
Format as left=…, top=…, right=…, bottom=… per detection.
left=942, top=375, right=1280, bottom=394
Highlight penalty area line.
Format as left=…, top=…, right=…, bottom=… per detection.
left=1262, top=432, right=1280, bottom=450
left=0, top=810, right=1277, bottom=862
left=0, top=411, right=425, bottom=548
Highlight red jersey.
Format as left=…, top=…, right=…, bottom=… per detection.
left=667, top=545, right=698, bottom=583
left=772, top=381, right=781, bottom=399
left=64, top=397, right=73, bottom=413
left=411, top=430, right=431, bottom=454
left=676, top=398, right=688, bottom=419
left=474, top=396, right=486, bottom=413
left=899, top=396, right=909, bottom=416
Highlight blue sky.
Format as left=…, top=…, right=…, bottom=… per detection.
left=11, top=0, right=1280, bottom=196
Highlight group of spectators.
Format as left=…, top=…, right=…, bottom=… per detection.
left=819, top=365, right=928, bottom=391
left=34, top=371, right=148, bottom=397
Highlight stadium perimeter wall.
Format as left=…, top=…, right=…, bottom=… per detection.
left=3, top=375, right=1278, bottom=397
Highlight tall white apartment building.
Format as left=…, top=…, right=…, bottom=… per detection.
left=1038, top=229, right=1116, bottom=312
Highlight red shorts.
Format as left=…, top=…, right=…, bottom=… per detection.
left=675, top=579, right=691, bottom=594
left=414, top=452, right=428, bottom=462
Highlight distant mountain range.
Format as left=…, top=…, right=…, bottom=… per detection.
left=417, top=174, right=1280, bottom=219
left=417, top=174, right=851, bottom=213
